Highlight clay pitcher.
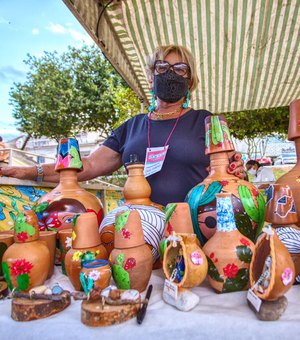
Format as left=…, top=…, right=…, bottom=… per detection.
left=186, top=115, right=265, bottom=246
left=36, top=138, right=104, bottom=226
left=110, top=210, right=153, bottom=292
left=276, top=99, right=300, bottom=227
left=65, top=212, right=108, bottom=291
left=2, top=210, right=50, bottom=292
left=203, top=193, right=255, bottom=293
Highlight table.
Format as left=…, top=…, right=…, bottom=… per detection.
left=1, top=267, right=299, bottom=340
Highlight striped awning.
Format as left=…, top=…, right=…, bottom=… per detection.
left=64, top=0, right=300, bottom=113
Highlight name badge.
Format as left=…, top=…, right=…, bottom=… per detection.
left=144, top=145, right=169, bottom=177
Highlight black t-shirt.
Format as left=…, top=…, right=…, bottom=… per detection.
left=103, top=109, right=211, bottom=206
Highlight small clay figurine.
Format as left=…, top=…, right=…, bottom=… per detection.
left=252, top=255, right=272, bottom=294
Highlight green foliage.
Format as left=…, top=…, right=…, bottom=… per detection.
left=236, top=245, right=253, bottom=263
left=207, top=257, right=224, bottom=283
left=222, top=268, right=249, bottom=293
left=9, top=45, right=137, bottom=140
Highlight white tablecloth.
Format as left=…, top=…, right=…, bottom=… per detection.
left=1, top=267, right=300, bottom=340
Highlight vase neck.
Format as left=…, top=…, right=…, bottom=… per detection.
left=216, top=194, right=237, bottom=232
left=58, top=169, right=81, bottom=188
left=209, top=152, right=230, bottom=176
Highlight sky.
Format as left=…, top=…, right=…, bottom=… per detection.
left=0, top=0, right=95, bottom=140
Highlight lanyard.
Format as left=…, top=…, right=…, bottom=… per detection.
left=147, top=108, right=184, bottom=148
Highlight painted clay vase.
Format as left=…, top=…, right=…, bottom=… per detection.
left=2, top=210, right=50, bottom=292
left=265, top=183, right=300, bottom=283
left=80, top=259, right=111, bottom=295
left=36, top=138, right=103, bottom=228
left=276, top=98, right=300, bottom=227
left=250, top=225, right=295, bottom=301
left=100, top=154, right=165, bottom=261
left=110, top=210, right=153, bottom=292
left=0, top=233, right=14, bottom=276
left=65, top=212, right=108, bottom=291
left=186, top=115, right=265, bottom=246
left=203, top=193, right=255, bottom=293
left=58, top=228, right=73, bottom=275
left=164, top=203, right=194, bottom=236
left=39, top=230, right=57, bottom=279
left=163, top=232, right=207, bottom=288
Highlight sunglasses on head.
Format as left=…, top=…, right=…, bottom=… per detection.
left=154, top=60, right=191, bottom=77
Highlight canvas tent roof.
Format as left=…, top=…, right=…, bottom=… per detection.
left=63, top=0, right=300, bottom=113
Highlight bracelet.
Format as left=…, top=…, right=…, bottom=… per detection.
left=36, top=164, right=44, bottom=183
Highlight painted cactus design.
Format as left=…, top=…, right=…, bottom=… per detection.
left=112, top=253, right=136, bottom=289
left=2, top=259, right=33, bottom=291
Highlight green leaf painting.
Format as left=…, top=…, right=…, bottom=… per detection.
left=33, top=201, right=49, bottom=213
left=15, top=212, right=36, bottom=236
left=234, top=212, right=256, bottom=242
left=222, top=268, right=249, bottom=293
left=165, top=203, right=177, bottom=224
left=236, top=245, right=253, bottom=263
left=2, top=262, right=13, bottom=291
left=211, top=115, right=224, bottom=145
left=238, top=186, right=259, bottom=223
left=69, top=146, right=83, bottom=169
left=115, top=211, right=130, bottom=232
left=112, top=264, right=130, bottom=290
left=207, top=257, right=224, bottom=283
left=17, top=273, right=30, bottom=291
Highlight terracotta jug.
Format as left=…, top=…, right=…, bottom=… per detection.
left=65, top=212, right=108, bottom=291
left=250, top=225, right=295, bottom=301
left=276, top=98, right=300, bottom=227
left=0, top=233, right=14, bottom=276
left=186, top=115, right=265, bottom=246
left=36, top=138, right=103, bottom=228
left=203, top=193, right=255, bottom=293
left=163, top=232, right=207, bottom=288
left=39, top=230, right=57, bottom=279
left=110, top=210, right=153, bottom=292
left=2, top=210, right=50, bottom=292
left=100, top=154, right=165, bottom=262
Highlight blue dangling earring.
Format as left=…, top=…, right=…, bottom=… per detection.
left=148, top=89, right=156, bottom=113
left=182, top=90, right=190, bottom=109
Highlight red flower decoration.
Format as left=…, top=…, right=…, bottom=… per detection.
left=209, top=252, right=215, bottom=259
left=17, top=231, right=29, bottom=242
left=251, top=188, right=259, bottom=197
left=45, top=212, right=62, bottom=230
left=167, top=222, right=173, bottom=235
left=223, top=263, right=239, bottom=278
left=240, top=238, right=251, bottom=246
left=122, top=228, right=131, bottom=239
left=217, top=142, right=223, bottom=147
left=214, top=258, right=218, bottom=263
left=220, top=180, right=228, bottom=186
left=11, top=259, right=33, bottom=276
left=123, top=258, right=136, bottom=270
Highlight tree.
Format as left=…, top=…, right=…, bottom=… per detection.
left=9, top=45, right=131, bottom=142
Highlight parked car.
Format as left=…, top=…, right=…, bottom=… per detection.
left=274, top=153, right=297, bottom=165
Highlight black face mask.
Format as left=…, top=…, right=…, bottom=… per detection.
left=153, top=71, right=189, bottom=103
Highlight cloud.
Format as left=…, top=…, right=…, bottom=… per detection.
left=32, top=28, right=40, bottom=35
left=46, top=21, right=94, bottom=45
left=0, top=66, right=26, bottom=83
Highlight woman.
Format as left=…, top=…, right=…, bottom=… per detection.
left=246, top=159, right=275, bottom=189
left=0, top=45, right=244, bottom=206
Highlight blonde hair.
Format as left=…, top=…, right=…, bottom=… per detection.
left=146, top=45, right=199, bottom=93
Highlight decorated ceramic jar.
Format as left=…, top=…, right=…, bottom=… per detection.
left=186, top=115, right=265, bottom=246
left=110, top=210, right=153, bottom=292
left=203, top=193, right=255, bottom=293
left=0, top=233, right=14, bottom=276
left=164, top=203, right=194, bottom=236
left=2, top=210, right=50, bottom=292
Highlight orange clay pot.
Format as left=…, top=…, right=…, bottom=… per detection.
left=65, top=212, right=108, bottom=291
left=163, top=233, right=207, bottom=288
left=80, top=260, right=111, bottom=292
left=110, top=210, right=152, bottom=292
left=186, top=115, right=265, bottom=246
left=39, top=230, right=57, bottom=279
left=58, top=228, right=72, bottom=275
left=2, top=210, right=50, bottom=292
left=0, top=233, right=14, bottom=276
left=203, top=193, right=255, bottom=293
left=250, top=226, right=295, bottom=301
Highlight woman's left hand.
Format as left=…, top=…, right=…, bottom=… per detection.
left=227, top=152, right=247, bottom=180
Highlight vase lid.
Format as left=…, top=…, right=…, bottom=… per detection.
left=288, top=98, right=300, bottom=141
left=14, top=210, right=39, bottom=243
left=55, top=138, right=83, bottom=172
left=265, top=184, right=298, bottom=225
left=114, top=210, right=145, bottom=249
left=205, top=115, right=235, bottom=155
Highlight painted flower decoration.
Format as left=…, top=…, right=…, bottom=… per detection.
left=45, top=212, right=62, bottom=230
left=11, top=259, right=33, bottom=276
left=122, top=228, right=131, bottom=239
left=240, top=238, right=251, bottom=247
left=65, top=236, right=72, bottom=249
left=281, top=267, right=293, bottom=286
left=123, top=258, right=136, bottom=271
left=72, top=251, right=83, bottom=261
left=223, top=263, right=239, bottom=278
left=17, top=231, right=29, bottom=242
left=190, top=251, right=203, bottom=265
left=88, top=270, right=101, bottom=281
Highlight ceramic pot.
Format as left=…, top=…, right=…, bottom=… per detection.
left=80, top=259, right=111, bottom=295
left=36, top=138, right=103, bottom=229
left=39, top=230, right=57, bottom=279
left=276, top=99, right=300, bottom=227
left=110, top=210, right=153, bottom=292
left=186, top=115, right=266, bottom=246
left=100, top=155, right=165, bottom=260
left=203, top=193, right=255, bottom=293
left=250, top=226, right=295, bottom=301
left=65, top=212, right=108, bottom=291
left=2, top=210, right=50, bottom=292
left=0, top=233, right=14, bottom=276
left=58, top=228, right=72, bottom=274
left=164, top=203, right=194, bottom=236
left=163, top=233, right=207, bottom=288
